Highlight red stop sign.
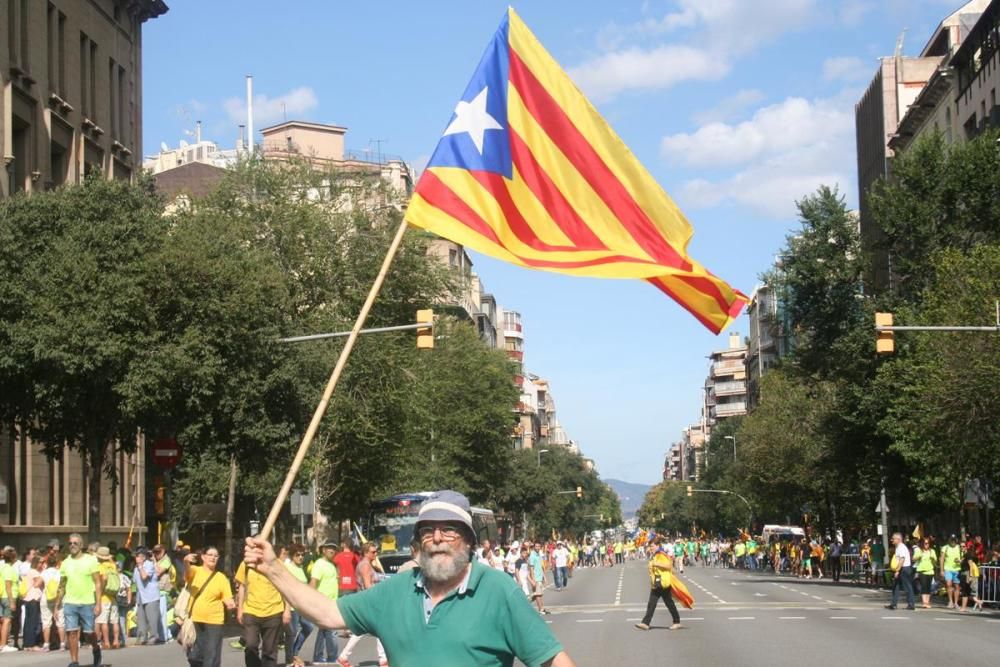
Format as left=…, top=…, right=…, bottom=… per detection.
left=151, top=437, right=181, bottom=468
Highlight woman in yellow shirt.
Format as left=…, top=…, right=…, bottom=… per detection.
left=183, top=548, right=234, bottom=667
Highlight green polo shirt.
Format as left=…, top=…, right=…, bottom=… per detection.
left=338, top=561, right=562, bottom=667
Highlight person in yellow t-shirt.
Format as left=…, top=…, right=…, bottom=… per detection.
left=95, top=547, right=120, bottom=650
left=235, top=558, right=288, bottom=667
left=183, top=548, right=234, bottom=667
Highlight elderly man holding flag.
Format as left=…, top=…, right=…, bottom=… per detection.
left=245, top=491, right=574, bottom=667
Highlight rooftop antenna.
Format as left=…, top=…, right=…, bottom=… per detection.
left=371, top=138, right=386, bottom=164
left=246, top=75, right=254, bottom=156
left=282, top=102, right=287, bottom=122
left=894, top=28, right=908, bottom=58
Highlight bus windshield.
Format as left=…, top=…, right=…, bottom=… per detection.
left=366, top=506, right=420, bottom=556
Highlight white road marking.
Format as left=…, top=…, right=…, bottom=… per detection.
left=728, top=616, right=755, bottom=620
left=881, top=616, right=909, bottom=620
left=780, top=616, right=805, bottom=620
left=830, top=616, right=856, bottom=620
left=811, top=596, right=823, bottom=600
left=614, top=567, right=625, bottom=606
left=577, top=619, right=603, bottom=623
left=753, top=593, right=768, bottom=597
left=934, top=618, right=960, bottom=621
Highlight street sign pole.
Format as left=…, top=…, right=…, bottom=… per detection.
left=879, top=486, right=890, bottom=566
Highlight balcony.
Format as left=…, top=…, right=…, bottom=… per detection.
left=711, top=364, right=745, bottom=380
left=713, top=402, right=747, bottom=417
left=713, top=380, right=746, bottom=397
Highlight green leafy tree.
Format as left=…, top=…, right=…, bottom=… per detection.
left=867, top=129, right=1000, bottom=302
left=880, top=245, right=1000, bottom=510
left=0, top=177, right=167, bottom=542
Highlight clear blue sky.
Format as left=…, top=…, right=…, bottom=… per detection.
left=143, top=1, right=961, bottom=485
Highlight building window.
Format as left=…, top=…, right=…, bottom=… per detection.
left=90, top=40, right=97, bottom=122
left=19, top=0, right=30, bottom=72
left=109, top=58, right=117, bottom=138
left=79, top=33, right=88, bottom=116
left=118, top=65, right=126, bottom=142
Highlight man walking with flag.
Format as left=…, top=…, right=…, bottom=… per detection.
left=635, top=537, right=691, bottom=631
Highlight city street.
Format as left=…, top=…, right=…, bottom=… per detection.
left=1, top=560, right=997, bottom=667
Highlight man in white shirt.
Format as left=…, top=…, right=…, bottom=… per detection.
left=886, top=533, right=915, bottom=610
left=552, top=542, right=570, bottom=591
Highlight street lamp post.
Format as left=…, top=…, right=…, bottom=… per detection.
left=537, top=448, right=549, bottom=466
left=725, top=435, right=736, bottom=462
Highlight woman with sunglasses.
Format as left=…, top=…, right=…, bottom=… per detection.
left=913, top=537, right=937, bottom=609
left=183, top=547, right=234, bottom=667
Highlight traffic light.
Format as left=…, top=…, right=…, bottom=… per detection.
left=576, top=486, right=583, bottom=498
left=686, top=485, right=693, bottom=497
left=416, top=309, right=434, bottom=349
left=875, top=312, right=894, bottom=354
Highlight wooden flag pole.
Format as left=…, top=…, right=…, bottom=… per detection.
left=258, top=216, right=411, bottom=541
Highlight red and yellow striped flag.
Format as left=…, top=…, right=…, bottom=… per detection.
left=405, top=8, right=747, bottom=333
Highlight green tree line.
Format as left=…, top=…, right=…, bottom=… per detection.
left=0, top=160, right=608, bottom=546
left=640, top=130, right=1000, bottom=540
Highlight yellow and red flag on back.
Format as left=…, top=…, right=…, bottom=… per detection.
left=405, top=8, right=747, bottom=333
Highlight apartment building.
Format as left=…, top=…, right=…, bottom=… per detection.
left=745, top=282, right=794, bottom=411
left=1, top=0, right=167, bottom=196
left=705, top=333, right=748, bottom=423
left=856, top=0, right=989, bottom=294
left=890, top=0, right=999, bottom=153
left=0, top=0, right=167, bottom=550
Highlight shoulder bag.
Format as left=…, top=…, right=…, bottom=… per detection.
left=178, top=570, right=219, bottom=650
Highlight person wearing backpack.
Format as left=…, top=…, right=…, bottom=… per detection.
left=40, top=554, right=65, bottom=651
left=114, top=558, right=133, bottom=648
left=95, top=547, right=121, bottom=649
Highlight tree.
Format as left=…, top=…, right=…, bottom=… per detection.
left=880, top=245, right=1000, bottom=511
left=0, top=177, right=167, bottom=542
left=501, top=446, right=620, bottom=539
left=867, top=129, right=1000, bottom=302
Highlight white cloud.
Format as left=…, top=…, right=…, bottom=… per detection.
left=661, top=96, right=853, bottom=168
left=666, top=93, right=856, bottom=219
left=837, top=0, right=872, bottom=26
left=822, top=56, right=870, bottom=81
left=572, top=0, right=817, bottom=101
left=692, top=89, right=765, bottom=125
left=223, top=86, right=319, bottom=129
left=569, top=45, right=727, bottom=103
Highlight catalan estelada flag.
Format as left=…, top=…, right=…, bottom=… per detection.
left=405, top=8, right=747, bottom=333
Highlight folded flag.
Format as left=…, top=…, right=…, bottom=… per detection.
left=405, top=7, right=747, bottom=333
left=671, top=576, right=695, bottom=609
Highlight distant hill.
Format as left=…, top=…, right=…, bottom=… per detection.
left=604, top=479, right=652, bottom=518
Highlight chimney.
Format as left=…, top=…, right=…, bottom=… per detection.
left=236, top=124, right=245, bottom=153
left=195, top=120, right=202, bottom=144
left=729, top=332, right=741, bottom=350
left=246, top=75, right=254, bottom=156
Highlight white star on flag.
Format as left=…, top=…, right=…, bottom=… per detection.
left=442, top=87, right=503, bottom=155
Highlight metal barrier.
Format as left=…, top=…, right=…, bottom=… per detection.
left=980, top=565, right=1000, bottom=605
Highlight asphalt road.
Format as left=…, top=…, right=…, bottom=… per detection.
left=3, top=561, right=997, bottom=666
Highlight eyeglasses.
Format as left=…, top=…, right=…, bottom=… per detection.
left=417, top=524, right=463, bottom=541
left=68, top=541, right=81, bottom=546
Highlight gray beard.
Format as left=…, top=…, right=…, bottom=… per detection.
left=418, top=544, right=471, bottom=584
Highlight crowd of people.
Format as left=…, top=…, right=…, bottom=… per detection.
left=2, top=519, right=994, bottom=666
